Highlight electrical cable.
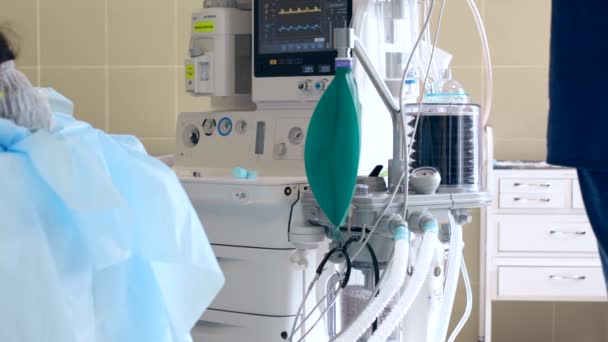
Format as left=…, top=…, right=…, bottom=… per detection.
left=318, top=1, right=440, bottom=340
left=295, top=247, right=354, bottom=342
left=401, top=0, right=446, bottom=223
left=290, top=238, right=360, bottom=340
left=291, top=0, right=442, bottom=338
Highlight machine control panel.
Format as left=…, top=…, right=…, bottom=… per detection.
left=297, top=78, right=329, bottom=92
left=254, top=0, right=351, bottom=78
left=176, top=112, right=311, bottom=170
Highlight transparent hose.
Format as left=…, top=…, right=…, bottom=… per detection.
left=465, top=0, right=493, bottom=126
left=368, top=228, right=439, bottom=342
left=448, top=256, right=473, bottom=342
left=333, top=230, right=410, bottom=342
left=435, top=219, right=464, bottom=342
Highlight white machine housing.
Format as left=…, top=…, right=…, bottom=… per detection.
left=175, top=108, right=329, bottom=342
left=186, top=7, right=252, bottom=97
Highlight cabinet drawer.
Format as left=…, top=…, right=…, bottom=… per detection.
left=500, top=178, right=570, bottom=194
left=499, top=193, right=567, bottom=209
left=498, top=266, right=607, bottom=298
left=498, top=215, right=597, bottom=253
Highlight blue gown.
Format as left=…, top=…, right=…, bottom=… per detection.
left=0, top=99, right=224, bottom=341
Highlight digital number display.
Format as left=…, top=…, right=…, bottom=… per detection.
left=302, top=65, right=315, bottom=73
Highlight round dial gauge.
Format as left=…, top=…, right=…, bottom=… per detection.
left=202, top=118, right=217, bottom=136
left=218, top=117, right=233, bottom=136
left=182, top=124, right=201, bottom=148
left=288, top=127, right=304, bottom=145
left=412, top=167, right=439, bottom=178
left=410, top=167, right=442, bottom=195
left=235, top=120, right=247, bottom=135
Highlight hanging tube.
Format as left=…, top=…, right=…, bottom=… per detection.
left=368, top=220, right=439, bottom=342
left=332, top=226, right=410, bottom=342
left=465, top=0, right=493, bottom=127
left=435, top=217, right=464, bottom=342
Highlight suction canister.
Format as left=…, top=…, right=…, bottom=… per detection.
left=405, top=103, right=482, bottom=193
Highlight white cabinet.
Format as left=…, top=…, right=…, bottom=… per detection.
left=498, top=266, right=606, bottom=298
left=480, top=167, right=607, bottom=342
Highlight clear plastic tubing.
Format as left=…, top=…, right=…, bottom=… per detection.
left=435, top=219, right=464, bottom=342
left=466, top=0, right=493, bottom=126
left=332, top=226, right=410, bottom=342
left=448, top=256, right=473, bottom=342
left=368, top=223, right=439, bottom=342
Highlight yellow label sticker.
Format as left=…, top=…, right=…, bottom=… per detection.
left=0, top=91, right=4, bottom=98
left=194, top=21, right=215, bottom=33
left=186, top=64, right=195, bottom=80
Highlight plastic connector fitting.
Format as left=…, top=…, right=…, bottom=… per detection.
left=421, top=218, right=439, bottom=233
left=393, top=225, right=409, bottom=241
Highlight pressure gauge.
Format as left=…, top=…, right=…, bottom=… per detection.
left=218, top=117, right=233, bottom=136
left=235, top=120, right=247, bottom=135
left=288, top=127, right=304, bottom=145
left=182, top=124, right=201, bottom=147
left=410, top=167, right=442, bottom=194
left=202, top=118, right=217, bottom=136
left=190, top=129, right=200, bottom=145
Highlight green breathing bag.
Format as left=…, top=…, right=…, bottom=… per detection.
left=305, top=58, right=361, bottom=230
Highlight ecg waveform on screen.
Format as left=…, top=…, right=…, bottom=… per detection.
left=278, top=24, right=321, bottom=32
left=278, top=6, right=322, bottom=15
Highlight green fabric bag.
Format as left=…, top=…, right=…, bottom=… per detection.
left=305, top=59, right=361, bottom=228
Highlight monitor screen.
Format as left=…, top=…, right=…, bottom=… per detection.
left=254, top=0, right=351, bottom=77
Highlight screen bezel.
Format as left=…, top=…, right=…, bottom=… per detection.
left=253, top=0, right=352, bottom=78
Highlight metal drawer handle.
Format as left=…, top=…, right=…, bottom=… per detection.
left=550, top=230, right=587, bottom=236
left=513, top=197, right=551, bottom=202
left=549, top=274, right=587, bottom=281
left=514, top=182, right=551, bottom=188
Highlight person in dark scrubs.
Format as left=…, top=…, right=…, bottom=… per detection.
left=547, top=2, right=608, bottom=283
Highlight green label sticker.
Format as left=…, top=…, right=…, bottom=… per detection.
left=186, top=64, right=195, bottom=80
left=194, top=21, right=215, bottom=33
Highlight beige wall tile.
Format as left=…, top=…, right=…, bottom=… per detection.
left=108, top=68, right=176, bottom=138
left=492, top=302, right=555, bottom=342
left=485, top=0, right=551, bottom=66
left=40, top=0, right=106, bottom=66
left=463, top=211, right=481, bottom=283
left=108, top=0, right=176, bottom=66
left=494, top=138, right=547, bottom=161
left=141, top=138, right=176, bottom=156
left=40, top=68, right=107, bottom=130
left=452, top=67, right=484, bottom=105
left=432, top=0, right=482, bottom=67
left=488, top=68, right=549, bottom=140
left=554, top=302, right=608, bottom=342
left=0, top=0, right=38, bottom=66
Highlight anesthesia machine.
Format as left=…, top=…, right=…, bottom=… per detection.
left=174, top=0, right=493, bottom=341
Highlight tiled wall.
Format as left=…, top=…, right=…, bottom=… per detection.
left=1, top=0, right=208, bottom=156
left=2, top=0, right=607, bottom=341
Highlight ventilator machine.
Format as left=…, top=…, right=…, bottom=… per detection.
left=174, top=0, right=494, bottom=340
